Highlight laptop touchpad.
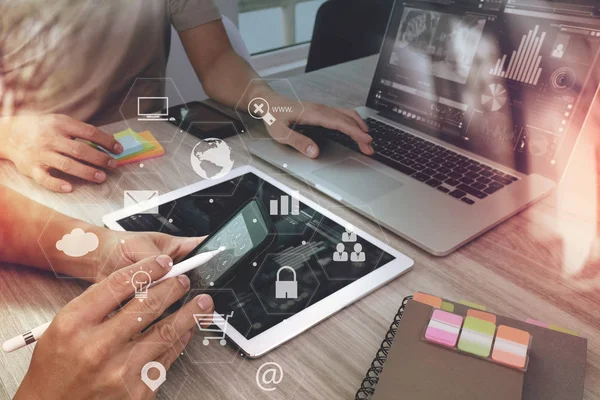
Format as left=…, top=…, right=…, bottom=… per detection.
left=312, top=158, right=403, bottom=202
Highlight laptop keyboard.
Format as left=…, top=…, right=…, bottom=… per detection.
left=295, top=118, right=519, bottom=205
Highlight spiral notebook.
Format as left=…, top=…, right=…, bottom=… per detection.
left=355, top=295, right=587, bottom=400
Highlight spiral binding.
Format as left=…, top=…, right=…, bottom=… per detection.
left=355, top=295, right=412, bottom=399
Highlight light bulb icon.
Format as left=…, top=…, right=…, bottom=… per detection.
left=132, top=270, right=152, bottom=302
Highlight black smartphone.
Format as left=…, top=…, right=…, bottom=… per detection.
left=182, top=199, right=275, bottom=289
left=166, top=101, right=246, bottom=140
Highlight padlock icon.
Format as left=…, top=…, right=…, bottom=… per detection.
left=275, top=266, right=298, bottom=299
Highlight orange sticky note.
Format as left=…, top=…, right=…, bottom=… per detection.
left=467, top=309, right=497, bottom=324
left=492, top=325, right=531, bottom=369
left=413, top=292, right=442, bottom=308
left=117, top=131, right=164, bottom=166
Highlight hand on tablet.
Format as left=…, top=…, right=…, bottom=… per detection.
left=92, top=231, right=206, bottom=283
left=14, top=255, right=214, bottom=400
left=262, top=94, right=374, bottom=158
left=0, top=114, right=123, bottom=193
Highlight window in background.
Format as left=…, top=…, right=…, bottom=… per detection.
left=239, top=0, right=327, bottom=55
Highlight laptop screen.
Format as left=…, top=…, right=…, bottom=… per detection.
left=367, top=0, right=600, bottom=179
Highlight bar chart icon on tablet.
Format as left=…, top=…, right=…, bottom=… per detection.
left=270, top=191, right=300, bottom=216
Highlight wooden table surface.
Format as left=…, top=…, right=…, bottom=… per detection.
left=1, top=55, right=600, bottom=399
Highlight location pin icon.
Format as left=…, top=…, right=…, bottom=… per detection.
left=141, top=361, right=167, bottom=392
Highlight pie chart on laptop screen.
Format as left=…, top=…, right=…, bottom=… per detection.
left=482, top=83, right=508, bottom=112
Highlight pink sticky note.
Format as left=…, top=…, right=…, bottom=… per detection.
left=526, top=318, right=548, bottom=328
left=425, top=310, right=463, bottom=348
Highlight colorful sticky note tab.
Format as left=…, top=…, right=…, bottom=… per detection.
left=548, top=324, right=578, bottom=336
left=441, top=301, right=455, bottom=312
left=458, top=300, right=487, bottom=311
left=425, top=310, right=463, bottom=348
left=100, top=135, right=143, bottom=159
left=117, top=131, right=165, bottom=166
left=492, top=325, right=531, bottom=369
left=457, top=316, right=496, bottom=357
left=526, top=318, right=548, bottom=328
left=467, top=309, right=497, bottom=324
left=413, top=292, right=442, bottom=308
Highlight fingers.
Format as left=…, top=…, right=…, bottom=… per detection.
left=53, top=137, right=118, bottom=170
left=122, top=234, right=205, bottom=265
left=72, top=255, right=174, bottom=323
left=276, top=129, right=320, bottom=159
left=134, top=294, right=214, bottom=361
left=154, top=328, right=194, bottom=370
left=104, top=274, right=192, bottom=341
left=298, top=106, right=374, bottom=155
left=336, top=108, right=369, bottom=132
left=151, top=234, right=206, bottom=263
left=44, top=153, right=107, bottom=183
left=30, top=166, right=73, bottom=193
left=53, top=115, right=122, bottom=154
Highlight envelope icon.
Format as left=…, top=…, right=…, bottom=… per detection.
left=124, top=190, right=159, bottom=214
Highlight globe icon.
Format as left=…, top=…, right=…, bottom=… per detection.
left=190, top=138, right=234, bottom=180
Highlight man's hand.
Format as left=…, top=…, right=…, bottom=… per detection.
left=259, top=94, right=374, bottom=158
left=14, top=254, right=214, bottom=400
left=0, top=114, right=123, bottom=192
left=92, top=231, right=205, bottom=283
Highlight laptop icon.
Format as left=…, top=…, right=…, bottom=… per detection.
left=137, top=97, right=169, bottom=121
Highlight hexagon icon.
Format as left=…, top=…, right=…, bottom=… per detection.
left=175, top=288, right=253, bottom=365
left=309, top=203, right=391, bottom=281
left=234, top=78, right=305, bottom=142
left=37, top=204, right=115, bottom=280
left=119, top=77, right=187, bottom=144
left=120, top=341, right=189, bottom=400
left=234, top=351, right=305, bottom=400
left=250, top=253, right=320, bottom=316
left=170, top=121, right=254, bottom=190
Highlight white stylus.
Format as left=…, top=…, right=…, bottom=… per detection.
left=2, top=247, right=226, bottom=353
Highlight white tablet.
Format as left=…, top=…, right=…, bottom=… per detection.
left=103, top=166, right=413, bottom=357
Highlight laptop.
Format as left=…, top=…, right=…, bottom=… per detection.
left=248, top=0, right=600, bottom=255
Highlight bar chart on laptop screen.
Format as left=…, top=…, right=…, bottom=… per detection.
left=489, top=25, right=546, bottom=85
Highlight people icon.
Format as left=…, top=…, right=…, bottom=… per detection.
left=552, top=44, right=565, bottom=58
left=342, top=225, right=357, bottom=242
left=333, top=243, right=348, bottom=262
left=351, top=243, right=366, bottom=262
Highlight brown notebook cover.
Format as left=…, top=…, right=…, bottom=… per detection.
left=368, top=298, right=587, bottom=400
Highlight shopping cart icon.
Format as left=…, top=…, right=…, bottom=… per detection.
left=194, top=311, right=234, bottom=346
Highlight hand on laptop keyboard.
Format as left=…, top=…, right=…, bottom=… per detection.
left=259, top=94, right=374, bottom=157
left=295, top=118, right=519, bottom=205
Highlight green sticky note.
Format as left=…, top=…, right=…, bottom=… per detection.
left=113, top=129, right=155, bottom=159
left=457, top=316, right=496, bottom=357
left=441, top=301, right=455, bottom=312
left=458, top=300, right=487, bottom=311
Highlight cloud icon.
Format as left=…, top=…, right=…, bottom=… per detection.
left=56, top=228, right=99, bottom=257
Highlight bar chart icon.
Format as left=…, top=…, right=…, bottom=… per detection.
left=489, top=25, right=546, bottom=85
left=270, top=191, right=300, bottom=216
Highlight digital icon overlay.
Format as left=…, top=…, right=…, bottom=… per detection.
left=190, top=138, right=234, bottom=180
left=256, top=362, right=284, bottom=391
left=248, top=97, right=276, bottom=126
left=132, top=269, right=152, bottom=302
left=123, top=190, right=159, bottom=214
left=141, top=361, right=167, bottom=392
left=334, top=226, right=366, bottom=263
left=269, top=191, right=300, bottom=216
left=137, top=97, right=173, bottom=122
left=55, top=228, right=99, bottom=258
left=275, top=266, right=298, bottom=299
left=194, top=311, right=233, bottom=346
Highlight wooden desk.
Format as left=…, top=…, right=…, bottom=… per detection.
left=1, top=56, right=599, bottom=399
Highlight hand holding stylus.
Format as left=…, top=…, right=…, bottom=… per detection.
left=13, top=254, right=214, bottom=400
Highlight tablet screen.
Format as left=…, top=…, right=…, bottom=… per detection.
left=116, top=172, right=395, bottom=339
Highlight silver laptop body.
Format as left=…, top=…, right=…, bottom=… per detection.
left=249, top=0, right=600, bottom=255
